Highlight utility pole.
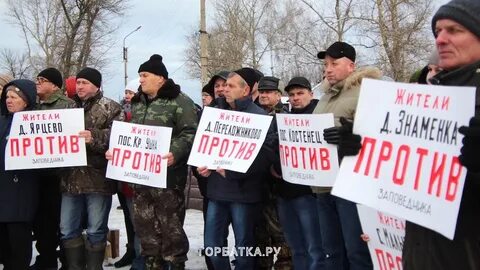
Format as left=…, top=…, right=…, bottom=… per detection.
left=200, top=0, right=209, bottom=85
left=123, top=26, right=142, bottom=87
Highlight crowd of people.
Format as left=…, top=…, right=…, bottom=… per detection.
left=0, top=0, right=479, bottom=269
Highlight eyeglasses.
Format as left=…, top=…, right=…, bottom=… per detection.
left=36, top=77, right=50, bottom=84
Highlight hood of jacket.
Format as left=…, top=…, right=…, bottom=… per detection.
left=1, top=79, right=37, bottom=115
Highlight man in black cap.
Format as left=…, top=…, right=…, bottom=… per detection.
left=60, top=67, right=123, bottom=270
left=400, top=1, right=480, bottom=269
left=197, top=68, right=275, bottom=270
left=31, top=67, right=75, bottom=270
left=314, top=41, right=382, bottom=270
left=270, top=77, right=325, bottom=270
left=258, top=76, right=284, bottom=114
left=255, top=75, right=293, bottom=270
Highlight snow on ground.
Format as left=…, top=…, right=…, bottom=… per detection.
left=0, top=196, right=235, bottom=270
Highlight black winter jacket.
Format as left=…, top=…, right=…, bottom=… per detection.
left=205, top=96, right=275, bottom=203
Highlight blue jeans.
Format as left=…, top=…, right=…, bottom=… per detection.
left=316, top=193, right=372, bottom=270
left=60, top=193, right=112, bottom=245
left=204, top=200, right=259, bottom=270
left=277, top=195, right=325, bottom=270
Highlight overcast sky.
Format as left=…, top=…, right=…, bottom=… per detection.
left=0, top=0, right=451, bottom=104
left=0, top=0, right=217, bottom=104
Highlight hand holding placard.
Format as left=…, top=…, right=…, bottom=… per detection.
left=458, top=116, right=480, bottom=172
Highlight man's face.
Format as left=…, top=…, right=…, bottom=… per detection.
left=435, top=19, right=480, bottom=70
left=76, top=78, right=98, bottom=101
left=36, top=77, right=57, bottom=99
left=139, top=72, right=165, bottom=98
left=288, top=87, right=313, bottom=110
left=124, top=90, right=135, bottom=103
left=224, top=75, right=249, bottom=105
left=259, top=90, right=281, bottom=108
left=214, top=78, right=227, bottom=98
left=323, top=55, right=355, bottom=85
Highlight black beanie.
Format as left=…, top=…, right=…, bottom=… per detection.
left=38, top=68, right=63, bottom=88
left=233, top=68, right=257, bottom=92
left=432, top=0, right=480, bottom=39
left=138, top=54, right=169, bottom=79
left=76, top=67, right=102, bottom=88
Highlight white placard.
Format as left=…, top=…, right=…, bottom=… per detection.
left=188, top=106, right=273, bottom=173
left=357, top=204, right=405, bottom=270
left=276, top=113, right=339, bottom=186
left=332, top=79, right=475, bottom=239
left=5, top=108, right=87, bottom=170
left=106, top=121, right=172, bottom=188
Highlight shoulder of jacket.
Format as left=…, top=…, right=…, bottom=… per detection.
left=344, top=66, right=383, bottom=91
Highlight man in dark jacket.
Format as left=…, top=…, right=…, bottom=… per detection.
left=60, top=67, right=123, bottom=269
left=401, top=0, right=480, bottom=269
left=130, top=54, right=198, bottom=270
left=273, top=77, right=325, bottom=270
left=197, top=68, right=275, bottom=270
left=256, top=76, right=292, bottom=270
left=32, top=67, right=75, bottom=270
left=0, top=80, right=39, bottom=270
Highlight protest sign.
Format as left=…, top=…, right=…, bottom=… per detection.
left=332, top=79, right=475, bottom=239
left=5, top=108, right=86, bottom=170
left=106, top=121, right=172, bottom=188
left=188, top=106, right=273, bottom=173
left=276, top=113, right=339, bottom=186
left=357, top=204, right=405, bottom=270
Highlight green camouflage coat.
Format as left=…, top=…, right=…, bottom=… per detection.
left=37, top=89, right=76, bottom=110
left=130, top=79, right=198, bottom=191
left=60, top=91, right=124, bottom=194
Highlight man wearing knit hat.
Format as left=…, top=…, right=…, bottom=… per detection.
left=197, top=68, right=275, bottom=270
left=124, top=54, right=197, bottom=270
left=31, top=67, right=75, bottom=270
left=60, top=67, right=124, bottom=269
left=401, top=0, right=480, bottom=269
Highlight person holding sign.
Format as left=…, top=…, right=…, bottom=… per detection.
left=0, top=79, right=40, bottom=270
left=401, top=1, right=480, bottom=269
left=59, top=67, right=124, bottom=270
left=129, top=54, right=198, bottom=270
left=256, top=76, right=293, bottom=269
left=197, top=68, right=275, bottom=270
left=32, top=67, right=75, bottom=270
left=314, top=41, right=382, bottom=270
left=273, top=77, right=325, bottom=270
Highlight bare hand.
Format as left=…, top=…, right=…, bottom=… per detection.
left=162, top=152, right=175, bottom=167
left=360, top=234, right=370, bottom=242
left=79, top=130, right=92, bottom=144
left=216, top=168, right=226, bottom=178
left=105, top=150, right=113, bottom=161
left=197, top=166, right=211, bottom=177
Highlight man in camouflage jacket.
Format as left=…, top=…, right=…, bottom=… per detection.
left=60, top=67, right=123, bottom=269
left=32, top=68, right=76, bottom=270
left=130, top=54, right=198, bottom=270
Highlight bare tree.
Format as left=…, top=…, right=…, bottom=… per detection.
left=359, top=0, right=434, bottom=81
left=0, top=48, right=33, bottom=79
left=301, top=0, right=356, bottom=42
left=6, top=0, right=128, bottom=77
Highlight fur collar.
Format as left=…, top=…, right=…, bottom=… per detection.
left=320, top=66, right=383, bottom=94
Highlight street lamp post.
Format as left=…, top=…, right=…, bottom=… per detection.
left=123, top=25, right=142, bottom=87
